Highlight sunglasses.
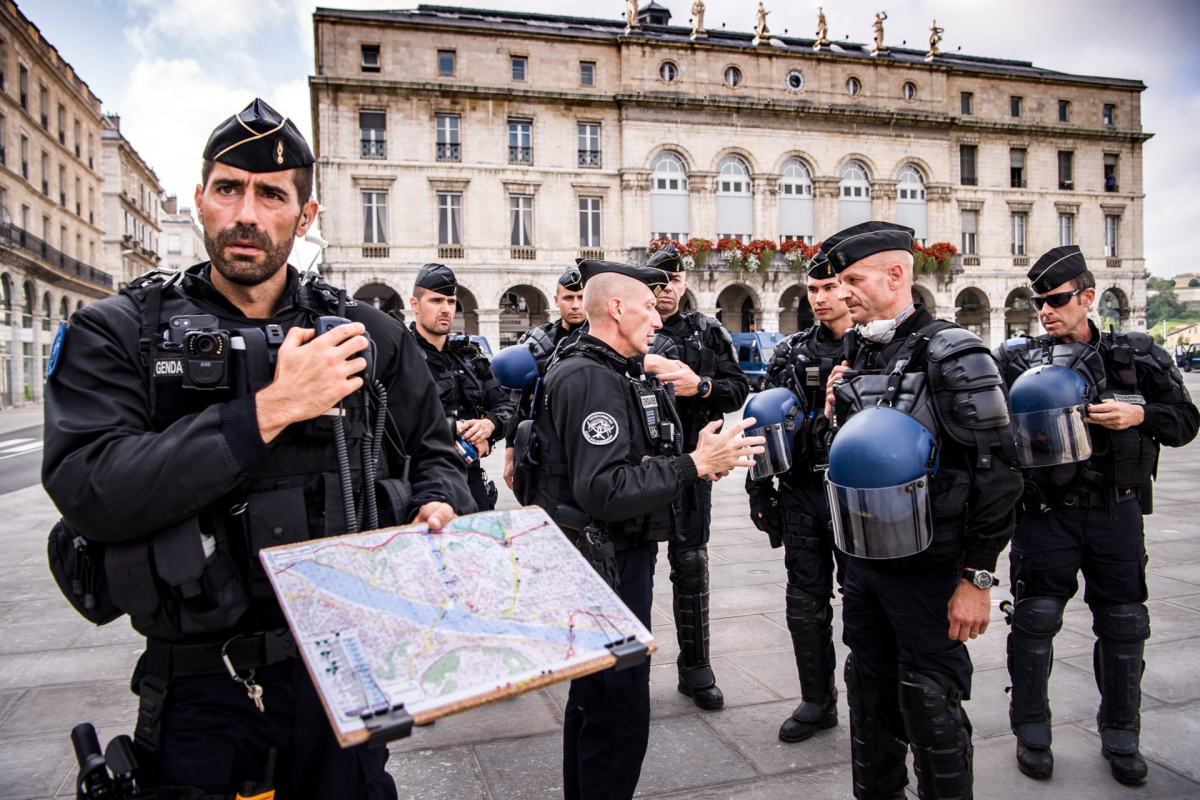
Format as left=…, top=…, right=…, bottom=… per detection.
left=1031, top=288, right=1083, bottom=310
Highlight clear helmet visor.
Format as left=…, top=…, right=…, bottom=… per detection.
left=826, top=475, right=933, bottom=560
left=748, top=422, right=793, bottom=480
left=1013, top=404, right=1092, bottom=467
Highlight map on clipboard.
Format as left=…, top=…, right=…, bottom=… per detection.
left=260, top=506, right=654, bottom=748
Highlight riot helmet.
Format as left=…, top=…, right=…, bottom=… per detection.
left=825, top=406, right=938, bottom=559
left=492, top=345, right=539, bottom=391
left=1009, top=364, right=1092, bottom=467
left=743, top=387, right=803, bottom=480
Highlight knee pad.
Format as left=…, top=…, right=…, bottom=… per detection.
left=1092, top=603, right=1150, bottom=644
left=786, top=586, right=832, bottom=630
left=897, top=667, right=966, bottom=724
left=1012, top=597, right=1065, bottom=639
left=845, top=653, right=909, bottom=799
left=669, top=547, right=709, bottom=594
left=898, top=666, right=974, bottom=800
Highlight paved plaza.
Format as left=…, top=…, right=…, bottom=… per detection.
left=2, top=374, right=1199, bottom=798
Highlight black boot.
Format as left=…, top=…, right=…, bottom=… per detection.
left=1006, top=597, right=1064, bottom=779
left=845, top=653, right=910, bottom=799
left=1093, top=603, right=1150, bottom=786
left=670, top=548, right=723, bottom=710
left=898, top=666, right=974, bottom=800
left=779, top=586, right=838, bottom=742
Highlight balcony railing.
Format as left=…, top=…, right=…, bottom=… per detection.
left=438, top=245, right=464, bottom=259
left=508, top=146, right=532, bottom=165
left=578, top=149, right=601, bottom=168
left=1011, top=178, right=1027, bottom=188
left=360, top=138, right=385, bottom=158
left=963, top=255, right=980, bottom=266
left=1106, top=257, right=1121, bottom=269
left=0, top=223, right=112, bottom=289
left=362, top=245, right=390, bottom=258
left=510, top=246, right=536, bottom=260
left=1013, top=256, right=1030, bottom=267
left=579, top=248, right=604, bottom=261
left=437, top=143, right=460, bottom=161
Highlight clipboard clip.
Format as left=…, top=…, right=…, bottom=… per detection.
left=606, top=636, right=649, bottom=672
left=361, top=704, right=414, bottom=747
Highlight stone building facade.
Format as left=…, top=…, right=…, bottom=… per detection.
left=0, top=0, right=112, bottom=407
left=101, top=113, right=162, bottom=286
left=310, top=4, right=1149, bottom=349
left=157, top=194, right=204, bottom=273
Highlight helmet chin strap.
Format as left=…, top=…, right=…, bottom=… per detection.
left=854, top=304, right=914, bottom=345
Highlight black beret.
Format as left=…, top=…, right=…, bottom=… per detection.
left=807, top=251, right=836, bottom=281
left=203, top=98, right=314, bottom=174
left=646, top=243, right=684, bottom=273
left=414, top=263, right=457, bottom=296
left=575, top=259, right=670, bottom=298
left=819, top=221, right=915, bottom=274
left=558, top=267, right=584, bottom=292
left=1028, top=246, right=1087, bottom=294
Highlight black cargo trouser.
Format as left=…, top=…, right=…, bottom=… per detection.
left=563, top=541, right=656, bottom=800
left=134, top=655, right=396, bottom=799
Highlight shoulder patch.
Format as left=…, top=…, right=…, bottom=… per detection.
left=581, top=411, right=619, bottom=445
left=46, top=322, right=67, bottom=377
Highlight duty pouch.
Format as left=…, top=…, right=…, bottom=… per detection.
left=154, top=514, right=249, bottom=635
left=927, top=467, right=971, bottom=561
left=46, top=519, right=124, bottom=625
left=512, top=419, right=537, bottom=505
left=247, top=487, right=308, bottom=597
left=376, top=476, right=414, bottom=528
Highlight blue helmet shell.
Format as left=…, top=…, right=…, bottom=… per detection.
left=827, top=406, right=937, bottom=488
left=491, top=345, right=539, bottom=390
left=1010, top=364, right=1088, bottom=415
left=743, top=387, right=801, bottom=426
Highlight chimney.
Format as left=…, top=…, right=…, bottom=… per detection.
left=163, top=194, right=178, bottom=215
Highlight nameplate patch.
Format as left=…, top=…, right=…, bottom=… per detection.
left=154, top=356, right=184, bottom=378
left=1111, top=393, right=1146, bottom=406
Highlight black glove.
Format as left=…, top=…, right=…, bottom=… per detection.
left=747, top=478, right=784, bottom=548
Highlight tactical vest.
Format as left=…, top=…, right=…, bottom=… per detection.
left=833, top=321, right=1016, bottom=561
left=415, top=330, right=499, bottom=427
left=519, top=321, right=563, bottom=367
left=769, top=326, right=844, bottom=486
left=1000, top=331, right=1163, bottom=498
left=657, top=313, right=725, bottom=421
left=521, top=342, right=682, bottom=550
left=99, top=269, right=407, bottom=641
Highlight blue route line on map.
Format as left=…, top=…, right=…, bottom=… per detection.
left=287, top=560, right=617, bottom=653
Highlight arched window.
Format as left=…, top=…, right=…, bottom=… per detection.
left=41, top=292, right=50, bottom=331
left=59, top=296, right=70, bottom=321
left=21, top=282, right=33, bottom=329
left=896, top=164, right=928, bottom=243
left=0, top=273, right=11, bottom=326
left=650, top=152, right=689, bottom=240
left=716, top=156, right=753, bottom=243
left=838, top=161, right=872, bottom=228
left=659, top=61, right=678, bottom=83
left=779, top=158, right=814, bottom=243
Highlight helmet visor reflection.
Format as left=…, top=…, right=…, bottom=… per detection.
left=1013, top=404, right=1092, bottom=467
left=748, top=422, right=793, bottom=480
left=826, top=476, right=933, bottom=559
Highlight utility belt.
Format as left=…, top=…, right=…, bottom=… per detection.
left=1036, top=484, right=1139, bottom=510
left=134, top=629, right=298, bottom=755
left=781, top=510, right=829, bottom=551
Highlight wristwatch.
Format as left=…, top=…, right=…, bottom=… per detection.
left=697, top=377, right=713, bottom=397
left=962, top=568, right=998, bottom=589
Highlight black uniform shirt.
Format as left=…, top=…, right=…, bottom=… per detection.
left=543, top=335, right=698, bottom=525
left=411, top=326, right=517, bottom=451
left=656, top=312, right=750, bottom=450
left=42, top=264, right=473, bottom=545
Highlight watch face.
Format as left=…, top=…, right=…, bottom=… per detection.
left=974, top=571, right=994, bottom=589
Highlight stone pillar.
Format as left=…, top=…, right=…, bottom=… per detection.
left=988, top=306, right=1007, bottom=350
left=753, top=175, right=775, bottom=241
left=478, top=307, right=501, bottom=352
left=812, top=177, right=840, bottom=240
left=692, top=172, right=717, bottom=240
left=758, top=306, right=781, bottom=333
left=874, top=179, right=898, bottom=223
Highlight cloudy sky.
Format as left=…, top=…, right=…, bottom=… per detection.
left=31, top=0, right=1200, bottom=277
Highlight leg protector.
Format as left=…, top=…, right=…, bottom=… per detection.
left=1006, top=598, right=1065, bottom=752
left=898, top=667, right=973, bottom=800
left=1092, top=603, right=1150, bottom=785
left=845, top=653, right=909, bottom=799
left=669, top=547, right=711, bottom=670
left=779, top=587, right=838, bottom=742
left=670, top=547, right=722, bottom=709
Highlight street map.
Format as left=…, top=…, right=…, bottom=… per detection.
left=260, top=507, right=653, bottom=743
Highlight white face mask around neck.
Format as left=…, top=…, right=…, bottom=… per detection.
left=855, top=304, right=914, bottom=345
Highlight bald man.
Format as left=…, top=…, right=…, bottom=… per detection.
left=522, top=259, right=764, bottom=800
